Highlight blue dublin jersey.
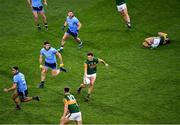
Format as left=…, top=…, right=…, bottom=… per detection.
left=32, top=0, right=43, bottom=7
left=13, top=72, right=27, bottom=92
left=40, top=47, right=57, bottom=63
left=66, top=16, right=79, bottom=33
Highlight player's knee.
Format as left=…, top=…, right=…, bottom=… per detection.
left=62, top=36, right=67, bottom=41
left=120, top=11, right=125, bottom=16
left=34, top=16, right=38, bottom=20
left=142, top=42, right=146, bottom=47
left=20, top=98, right=25, bottom=102
left=52, top=73, right=57, bottom=77
left=142, top=42, right=150, bottom=48
left=41, top=69, right=47, bottom=74
left=81, top=84, right=85, bottom=87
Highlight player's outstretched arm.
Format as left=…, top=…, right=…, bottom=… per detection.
left=39, top=55, right=44, bottom=68
left=56, top=52, right=64, bottom=67
left=4, top=83, right=17, bottom=92
left=27, top=0, right=32, bottom=7
left=98, top=58, right=109, bottom=67
left=62, top=21, right=67, bottom=31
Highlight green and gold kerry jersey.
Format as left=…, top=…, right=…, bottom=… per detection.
left=85, top=57, right=99, bottom=75
left=115, top=0, right=126, bottom=5
left=64, top=94, right=80, bottom=113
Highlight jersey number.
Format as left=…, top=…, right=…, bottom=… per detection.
left=67, top=95, right=75, bottom=101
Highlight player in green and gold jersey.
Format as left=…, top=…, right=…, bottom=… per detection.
left=77, top=52, right=109, bottom=101
left=142, top=32, right=170, bottom=48
left=60, top=87, right=82, bottom=125
left=115, top=0, right=131, bottom=28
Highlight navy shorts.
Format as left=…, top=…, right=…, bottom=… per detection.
left=66, top=29, right=78, bottom=38
left=45, top=61, right=57, bottom=70
left=32, top=6, right=44, bottom=12
left=18, top=89, right=28, bottom=99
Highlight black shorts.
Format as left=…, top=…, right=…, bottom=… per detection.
left=18, top=89, right=28, bottom=99
left=45, top=61, right=57, bottom=69
left=32, top=6, right=43, bottom=11
left=66, top=29, right=78, bottom=38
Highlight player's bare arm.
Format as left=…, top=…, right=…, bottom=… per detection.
left=4, top=84, right=17, bottom=92
left=39, top=54, right=44, bottom=68
left=77, top=22, right=81, bottom=31
left=98, top=58, right=109, bottom=66
left=56, top=52, right=64, bottom=66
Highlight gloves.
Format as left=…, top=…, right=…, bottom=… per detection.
left=60, top=63, right=64, bottom=67
left=40, top=65, right=43, bottom=68
left=105, top=63, right=109, bottom=67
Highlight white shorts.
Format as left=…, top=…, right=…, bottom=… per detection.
left=87, top=73, right=96, bottom=78
left=83, top=73, right=96, bottom=85
left=66, top=112, right=82, bottom=122
left=151, top=37, right=160, bottom=48
left=117, top=3, right=127, bottom=12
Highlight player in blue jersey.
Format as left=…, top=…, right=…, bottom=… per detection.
left=27, top=0, right=48, bottom=30
left=3, top=66, right=39, bottom=110
left=38, top=41, right=66, bottom=88
left=58, top=10, right=83, bottom=52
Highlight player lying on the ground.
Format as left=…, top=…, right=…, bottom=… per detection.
left=58, top=10, right=83, bottom=52
left=115, top=0, right=131, bottom=28
left=38, top=41, right=66, bottom=88
left=142, top=32, right=170, bottom=48
left=27, top=0, right=48, bottom=30
left=60, top=87, right=82, bottom=125
left=3, top=66, right=39, bottom=110
left=77, top=52, right=109, bottom=101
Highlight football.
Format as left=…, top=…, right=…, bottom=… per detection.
left=85, top=78, right=90, bottom=85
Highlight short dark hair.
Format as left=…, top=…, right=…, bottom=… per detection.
left=68, top=10, right=73, bottom=13
left=44, top=41, right=50, bottom=45
left=12, top=66, right=18, bottom=70
left=165, top=37, right=170, bottom=44
left=64, top=87, right=69, bottom=93
left=87, top=52, right=93, bottom=56
left=165, top=39, right=170, bottom=44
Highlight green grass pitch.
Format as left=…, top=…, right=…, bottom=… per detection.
left=0, top=0, right=180, bottom=124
